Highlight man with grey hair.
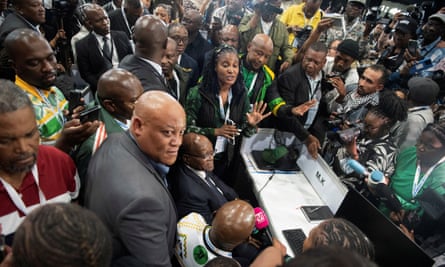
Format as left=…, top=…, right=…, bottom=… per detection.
left=0, top=79, right=79, bottom=246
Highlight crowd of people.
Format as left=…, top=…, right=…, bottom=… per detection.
left=0, top=0, right=445, bottom=266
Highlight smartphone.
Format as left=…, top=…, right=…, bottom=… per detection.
left=409, top=58, right=433, bottom=75
left=408, top=39, right=418, bottom=55
left=68, top=90, right=83, bottom=113
left=79, top=105, right=100, bottom=124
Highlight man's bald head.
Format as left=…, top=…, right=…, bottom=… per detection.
left=133, top=15, right=168, bottom=63
left=211, top=200, right=255, bottom=251
left=181, top=133, right=214, bottom=171
left=251, top=33, right=273, bottom=51
left=220, top=25, right=239, bottom=50
left=131, top=91, right=185, bottom=165
left=97, top=68, right=143, bottom=122
left=5, top=29, right=57, bottom=89
left=182, top=10, right=202, bottom=35
left=246, top=33, right=273, bottom=71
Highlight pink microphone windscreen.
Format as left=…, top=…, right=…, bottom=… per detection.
left=254, top=207, right=269, bottom=230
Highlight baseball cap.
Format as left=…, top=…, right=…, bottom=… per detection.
left=429, top=13, right=445, bottom=24
left=337, top=39, right=360, bottom=60
left=395, top=17, right=418, bottom=36
left=408, top=77, right=439, bottom=105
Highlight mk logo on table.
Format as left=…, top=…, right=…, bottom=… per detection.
left=315, top=171, right=326, bottom=186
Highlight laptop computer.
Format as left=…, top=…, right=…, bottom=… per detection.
left=335, top=188, right=434, bottom=267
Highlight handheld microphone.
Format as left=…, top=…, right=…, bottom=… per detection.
left=252, top=207, right=273, bottom=247
left=347, top=159, right=384, bottom=183
left=254, top=207, right=269, bottom=232
left=347, top=159, right=402, bottom=212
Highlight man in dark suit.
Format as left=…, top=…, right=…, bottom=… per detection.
left=119, top=15, right=169, bottom=92
left=161, top=37, right=190, bottom=105
left=168, top=22, right=199, bottom=88
left=85, top=91, right=185, bottom=266
left=181, top=10, right=213, bottom=73
left=168, top=133, right=238, bottom=223
left=0, top=0, right=46, bottom=80
left=103, top=0, right=122, bottom=14
left=76, top=4, right=133, bottom=94
left=109, top=0, right=143, bottom=40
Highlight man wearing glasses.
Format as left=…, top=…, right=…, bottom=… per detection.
left=168, top=133, right=238, bottom=223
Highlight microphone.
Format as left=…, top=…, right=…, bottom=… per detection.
left=254, top=207, right=269, bottom=232
left=252, top=207, right=273, bottom=247
left=347, top=159, right=402, bottom=212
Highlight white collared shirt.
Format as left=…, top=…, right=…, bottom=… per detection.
left=92, top=32, right=119, bottom=67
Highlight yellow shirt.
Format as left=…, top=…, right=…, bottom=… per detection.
left=280, top=3, right=323, bottom=47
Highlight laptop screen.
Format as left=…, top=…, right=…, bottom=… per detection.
left=335, top=188, right=434, bottom=267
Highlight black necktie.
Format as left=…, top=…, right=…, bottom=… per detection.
left=168, top=78, right=178, bottom=99
left=205, top=174, right=227, bottom=205
left=102, top=36, right=112, bottom=61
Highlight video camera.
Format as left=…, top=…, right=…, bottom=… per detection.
left=254, top=0, right=283, bottom=15
left=292, top=25, right=312, bottom=49
left=365, top=6, right=380, bottom=26
left=326, top=113, right=363, bottom=144
left=322, top=72, right=346, bottom=92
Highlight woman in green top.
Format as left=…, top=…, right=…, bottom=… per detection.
left=384, top=122, right=445, bottom=244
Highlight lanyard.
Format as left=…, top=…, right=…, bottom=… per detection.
left=309, top=81, right=321, bottom=100
left=412, top=156, right=445, bottom=198
left=0, top=165, right=46, bottom=215
left=218, top=89, right=232, bottom=122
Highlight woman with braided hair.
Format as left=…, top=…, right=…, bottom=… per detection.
left=335, top=90, right=408, bottom=203
left=2, top=203, right=112, bottom=267
left=303, top=218, right=375, bottom=260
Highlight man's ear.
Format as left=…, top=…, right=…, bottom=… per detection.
left=376, top=83, right=384, bottom=91
left=8, top=59, right=16, bottom=72
left=102, top=99, right=116, bottom=113
left=183, top=154, right=190, bottom=164
left=131, top=117, right=142, bottom=136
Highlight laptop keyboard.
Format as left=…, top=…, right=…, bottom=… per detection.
left=282, top=228, right=307, bottom=255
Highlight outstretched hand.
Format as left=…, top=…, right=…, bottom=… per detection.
left=246, top=101, right=271, bottom=126
left=291, top=99, right=317, bottom=116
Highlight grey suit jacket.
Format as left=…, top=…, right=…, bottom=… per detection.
left=85, top=132, right=177, bottom=267
left=119, top=54, right=169, bottom=92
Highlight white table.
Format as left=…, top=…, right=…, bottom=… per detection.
left=241, top=129, right=347, bottom=256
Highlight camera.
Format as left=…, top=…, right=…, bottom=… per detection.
left=292, top=25, right=312, bottom=49
left=322, top=72, right=345, bottom=92
left=254, top=0, right=283, bottom=15
left=365, top=6, right=380, bottom=25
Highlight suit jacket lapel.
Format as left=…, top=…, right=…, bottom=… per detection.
left=120, top=132, right=177, bottom=208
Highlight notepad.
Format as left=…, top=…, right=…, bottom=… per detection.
left=301, top=205, right=333, bottom=222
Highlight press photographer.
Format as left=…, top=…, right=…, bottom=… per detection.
left=239, top=0, right=293, bottom=73
left=280, top=0, right=323, bottom=50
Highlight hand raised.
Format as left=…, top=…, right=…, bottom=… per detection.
left=246, top=101, right=271, bottom=126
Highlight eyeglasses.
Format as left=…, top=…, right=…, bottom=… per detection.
left=185, top=152, right=215, bottom=160
left=170, top=35, right=189, bottom=44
